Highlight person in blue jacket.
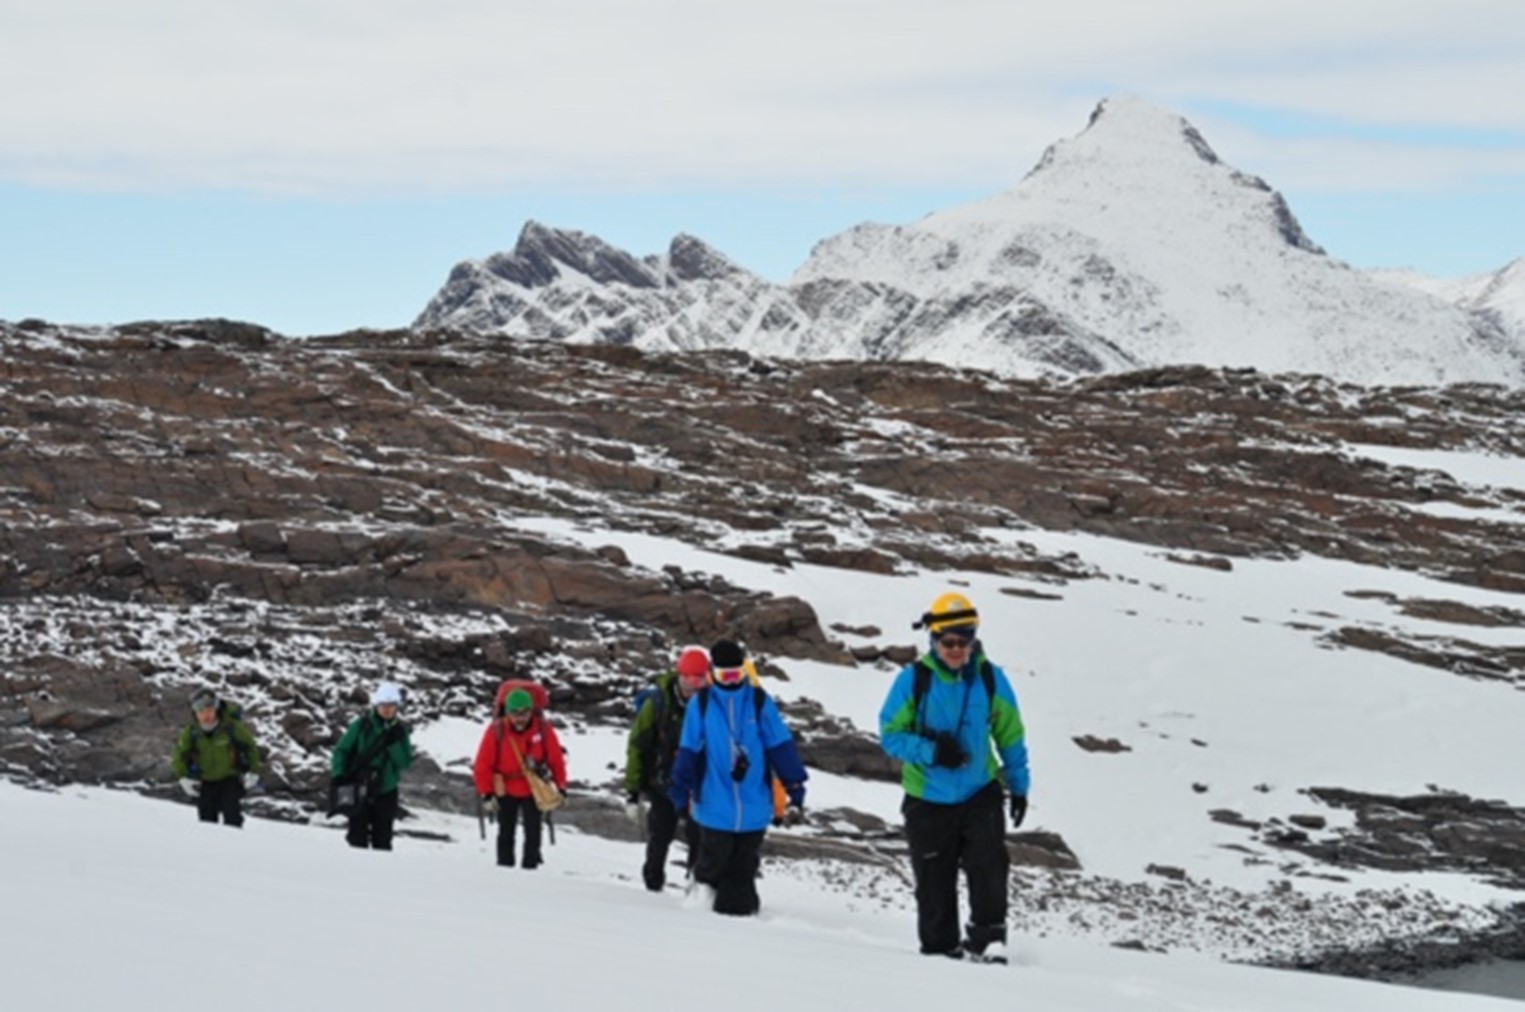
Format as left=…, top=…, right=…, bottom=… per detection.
left=668, top=639, right=807, bottom=916
left=878, top=593, right=1030, bottom=964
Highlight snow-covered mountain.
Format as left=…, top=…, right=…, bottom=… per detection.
left=1375, top=258, right=1525, bottom=350
left=414, top=97, right=1525, bottom=388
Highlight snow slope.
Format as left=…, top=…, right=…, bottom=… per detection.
left=1375, top=258, right=1525, bottom=348
left=7, top=781, right=1521, bottom=1010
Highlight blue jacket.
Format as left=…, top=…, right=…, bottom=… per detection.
left=878, top=650, right=1030, bottom=804
left=668, top=683, right=807, bottom=833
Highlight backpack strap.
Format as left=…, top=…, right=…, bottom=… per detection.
left=911, top=661, right=932, bottom=734
left=697, top=684, right=766, bottom=721
left=634, top=680, right=680, bottom=787
left=493, top=711, right=547, bottom=771
left=912, top=658, right=995, bottom=732
left=184, top=711, right=251, bottom=775
left=692, top=685, right=767, bottom=801
left=178, top=722, right=202, bottom=777
left=218, top=703, right=252, bottom=773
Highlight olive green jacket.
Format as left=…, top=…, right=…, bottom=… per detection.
left=171, top=709, right=260, bottom=782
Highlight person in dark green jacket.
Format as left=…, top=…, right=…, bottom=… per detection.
left=331, top=680, right=415, bottom=850
left=171, top=689, right=261, bottom=828
left=624, top=646, right=710, bottom=891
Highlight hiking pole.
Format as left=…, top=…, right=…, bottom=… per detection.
left=476, top=793, right=485, bottom=841
left=547, top=811, right=556, bottom=847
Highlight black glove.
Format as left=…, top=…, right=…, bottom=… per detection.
left=931, top=732, right=968, bottom=769
left=383, top=724, right=406, bottom=744
left=1009, top=794, right=1028, bottom=828
left=481, top=794, right=498, bottom=815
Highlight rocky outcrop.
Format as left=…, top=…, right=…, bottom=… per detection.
left=1262, top=787, right=1525, bottom=890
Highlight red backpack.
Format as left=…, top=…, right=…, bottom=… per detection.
left=492, top=678, right=549, bottom=717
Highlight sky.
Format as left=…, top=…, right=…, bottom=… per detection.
left=1, top=1, right=1522, bottom=336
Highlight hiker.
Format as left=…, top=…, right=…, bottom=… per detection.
left=473, top=686, right=567, bottom=870
left=667, top=639, right=807, bottom=916
left=878, top=592, right=1030, bottom=964
left=624, top=644, right=710, bottom=891
left=331, top=680, right=415, bottom=851
left=170, top=689, right=261, bottom=828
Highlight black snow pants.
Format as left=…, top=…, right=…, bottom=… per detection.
left=902, top=780, right=1010, bottom=955
left=497, top=795, right=544, bottom=869
left=642, top=791, right=701, bottom=891
left=693, top=827, right=765, bottom=915
left=347, top=789, right=399, bottom=850
left=196, top=776, right=244, bottom=827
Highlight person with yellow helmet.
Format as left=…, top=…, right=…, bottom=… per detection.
left=878, top=592, right=1030, bottom=964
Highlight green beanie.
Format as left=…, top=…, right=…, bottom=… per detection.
left=504, top=688, right=533, bottom=714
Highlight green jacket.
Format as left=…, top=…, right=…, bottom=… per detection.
left=171, top=707, right=260, bottom=782
left=624, top=671, right=690, bottom=794
left=331, top=710, right=414, bottom=794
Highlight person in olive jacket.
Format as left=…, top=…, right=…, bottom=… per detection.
left=331, top=681, right=415, bottom=850
left=624, top=644, right=711, bottom=891
left=171, top=689, right=261, bottom=828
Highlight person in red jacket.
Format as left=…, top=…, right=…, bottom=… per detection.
left=472, top=688, right=568, bottom=869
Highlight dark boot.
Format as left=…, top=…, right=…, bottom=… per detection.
left=964, top=922, right=1009, bottom=964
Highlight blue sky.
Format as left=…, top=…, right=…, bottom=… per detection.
left=1, top=1, right=1522, bottom=336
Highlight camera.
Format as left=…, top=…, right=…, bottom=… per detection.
left=731, top=751, right=750, bottom=782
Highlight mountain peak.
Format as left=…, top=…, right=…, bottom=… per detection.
left=1021, top=96, right=1240, bottom=191
left=667, top=233, right=746, bottom=282
left=482, top=221, right=662, bottom=290
left=959, top=95, right=1325, bottom=257
left=1085, top=95, right=1221, bottom=163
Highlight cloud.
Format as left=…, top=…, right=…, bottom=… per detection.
left=1, top=0, right=1522, bottom=194
left=1195, top=118, right=1525, bottom=193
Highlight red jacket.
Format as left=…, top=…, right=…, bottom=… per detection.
left=472, top=716, right=568, bottom=799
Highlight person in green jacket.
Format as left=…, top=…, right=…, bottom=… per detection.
left=331, top=680, right=415, bottom=850
left=624, top=645, right=710, bottom=891
left=171, top=689, right=261, bottom=828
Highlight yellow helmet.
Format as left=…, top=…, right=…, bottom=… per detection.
left=916, top=592, right=979, bottom=634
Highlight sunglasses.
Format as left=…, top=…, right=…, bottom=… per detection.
left=715, top=666, right=746, bottom=682
left=936, top=635, right=973, bottom=649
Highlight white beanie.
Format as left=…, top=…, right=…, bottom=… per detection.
left=371, top=681, right=403, bottom=706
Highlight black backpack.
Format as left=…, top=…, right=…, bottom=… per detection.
left=697, top=683, right=768, bottom=723
left=911, top=658, right=995, bottom=732
left=181, top=702, right=252, bottom=776
left=632, top=679, right=686, bottom=778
